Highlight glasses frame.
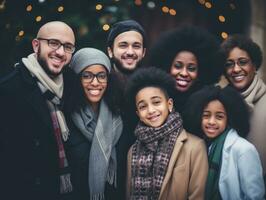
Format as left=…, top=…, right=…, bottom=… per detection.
left=37, top=38, right=75, bottom=53
left=224, top=58, right=251, bottom=69
left=81, top=71, right=108, bottom=83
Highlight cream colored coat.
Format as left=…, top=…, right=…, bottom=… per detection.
left=127, top=129, right=208, bottom=200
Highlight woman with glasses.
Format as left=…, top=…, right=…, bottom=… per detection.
left=220, top=34, right=266, bottom=186
left=148, top=25, right=223, bottom=113
left=66, top=48, right=123, bottom=200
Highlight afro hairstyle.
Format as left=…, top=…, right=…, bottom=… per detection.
left=125, top=67, right=176, bottom=112
left=148, top=25, right=224, bottom=86
left=182, top=85, right=250, bottom=138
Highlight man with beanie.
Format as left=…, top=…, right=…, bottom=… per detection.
left=107, top=19, right=146, bottom=75
left=106, top=19, right=147, bottom=199
left=0, top=21, right=77, bottom=200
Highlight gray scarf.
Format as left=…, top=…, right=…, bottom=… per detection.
left=71, top=100, right=123, bottom=200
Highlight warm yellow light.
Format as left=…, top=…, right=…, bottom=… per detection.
left=198, top=0, right=205, bottom=5
left=95, top=4, right=103, bottom=10
left=134, top=0, right=142, bottom=6
left=18, top=30, right=24, bottom=37
left=162, top=6, right=169, bottom=13
left=102, top=24, right=110, bottom=31
left=169, top=9, right=176, bottom=16
left=58, top=6, right=64, bottom=12
left=26, top=5, right=32, bottom=12
left=221, top=32, right=228, bottom=39
left=205, top=2, right=212, bottom=9
left=35, top=16, right=42, bottom=22
left=218, top=15, right=225, bottom=22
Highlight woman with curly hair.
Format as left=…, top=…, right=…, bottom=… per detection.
left=126, top=67, right=208, bottom=200
left=220, top=34, right=266, bottom=183
left=148, top=25, right=223, bottom=112
left=182, top=85, right=265, bottom=199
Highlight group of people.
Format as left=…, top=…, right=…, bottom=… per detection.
left=0, top=19, right=265, bottom=200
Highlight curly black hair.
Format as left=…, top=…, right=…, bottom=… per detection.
left=125, top=67, right=176, bottom=112
left=182, top=85, right=250, bottom=138
left=220, top=34, right=263, bottom=70
left=148, top=25, right=223, bottom=86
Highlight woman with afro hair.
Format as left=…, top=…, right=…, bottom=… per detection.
left=182, top=85, right=265, bottom=199
left=148, top=25, right=223, bottom=112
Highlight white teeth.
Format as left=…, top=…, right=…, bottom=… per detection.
left=88, top=89, right=100, bottom=95
left=51, top=57, right=62, bottom=63
left=233, top=75, right=245, bottom=81
left=177, top=80, right=188, bottom=86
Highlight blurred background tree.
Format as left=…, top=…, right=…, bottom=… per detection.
left=0, top=0, right=252, bottom=74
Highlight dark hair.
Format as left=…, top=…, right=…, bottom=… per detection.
left=148, top=25, right=223, bottom=86
left=125, top=67, right=176, bottom=111
left=220, top=34, right=263, bottom=70
left=107, top=19, right=147, bottom=49
left=182, top=85, right=250, bottom=138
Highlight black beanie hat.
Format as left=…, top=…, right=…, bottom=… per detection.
left=107, top=20, right=146, bottom=48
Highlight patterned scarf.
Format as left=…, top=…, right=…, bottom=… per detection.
left=22, top=53, right=72, bottom=194
left=130, top=112, right=182, bottom=200
left=205, top=128, right=229, bottom=200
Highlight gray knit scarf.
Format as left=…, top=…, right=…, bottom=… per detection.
left=130, top=112, right=182, bottom=200
left=71, top=100, right=123, bottom=200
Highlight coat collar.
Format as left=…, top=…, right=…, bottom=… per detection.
left=223, top=129, right=239, bottom=151
left=159, top=129, right=188, bottom=198
left=18, top=63, right=54, bottom=131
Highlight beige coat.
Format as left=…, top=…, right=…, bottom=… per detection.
left=242, top=75, right=266, bottom=176
left=127, top=129, right=208, bottom=200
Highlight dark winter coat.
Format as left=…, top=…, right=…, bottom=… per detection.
left=0, top=62, right=77, bottom=200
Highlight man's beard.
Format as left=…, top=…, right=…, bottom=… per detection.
left=111, top=56, right=143, bottom=75
left=37, top=49, right=63, bottom=78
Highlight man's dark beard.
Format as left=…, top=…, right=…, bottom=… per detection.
left=37, top=49, right=63, bottom=78
left=111, top=56, right=143, bottom=76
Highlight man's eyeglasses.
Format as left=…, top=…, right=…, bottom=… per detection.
left=224, top=58, right=251, bottom=69
left=81, top=71, right=108, bottom=83
left=37, top=38, right=75, bottom=54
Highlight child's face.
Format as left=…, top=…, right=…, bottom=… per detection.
left=201, top=100, right=227, bottom=139
left=135, top=87, right=173, bottom=128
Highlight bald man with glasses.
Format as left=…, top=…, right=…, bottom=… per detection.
left=0, top=21, right=79, bottom=200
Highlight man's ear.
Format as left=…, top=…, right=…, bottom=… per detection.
left=32, top=39, right=40, bottom=53
left=142, top=48, right=146, bottom=58
left=107, top=47, right=113, bottom=58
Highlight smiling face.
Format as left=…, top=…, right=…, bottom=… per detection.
left=170, top=51, right=198, bottom=92
left=81, top=65, right=108, bottom=107
left=32, top=22, right=75, bottom=77
left=225, top=47, right=256, bottom=92
left=108, top=31, right=146, bottom=73
left=135, top=87, right=173, bottom=128
left=201, top=100, right=227, bottom=139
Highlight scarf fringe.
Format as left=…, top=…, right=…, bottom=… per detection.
left=60, top=173, right=73, bottom=194
left=91, top=193, right=105, bottom=200
left=107, top=168, right=117, bottom=187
